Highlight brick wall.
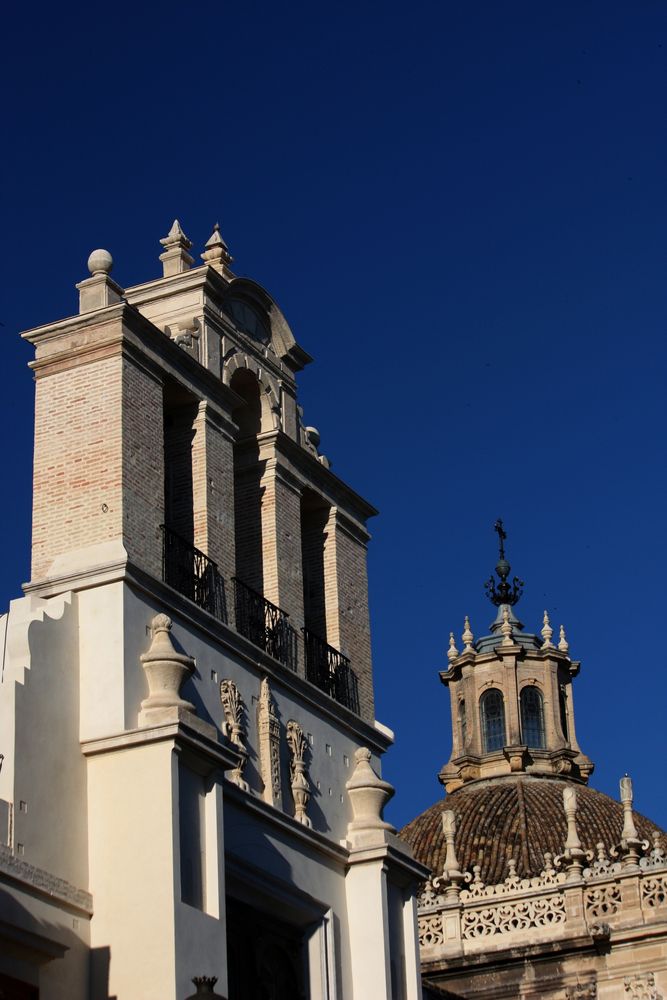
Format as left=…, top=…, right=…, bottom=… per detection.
left=31, top=355, right=124, bottom=580
left=323, top=510, right=375, bottom=721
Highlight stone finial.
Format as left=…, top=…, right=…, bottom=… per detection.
left=138, top=614, right=195, bottom=725
left=201, top=222, right=234, bottom=278
left=87, top=249, right=113, bottom=275
left=462, top=616, right=474, bottom=653
left=541, top=610, right=554, bottom=648
left=558, top=624, right=569, bottom=653
left=433, top=810, right=465, bottom=901
left=184, top=976, right=226, bottom=999
left=345, top=747, right=396, bottom=841
left=500, top=605, right=513, bottom=646
left=615, top=774, right=647, bottom=867
left=286, top=721, right=312, bottom=828
left=447, top=632, right=459, bottom=662
left=159, top=219, right=194, bottom=277
left=559, top=785, right=587, bottom=879
left=76, top=248, right=124, bottom=313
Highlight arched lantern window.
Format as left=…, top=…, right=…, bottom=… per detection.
left=520, top=686, right=545, bottom=749
left=559, top=685, right=569, bottom=742
left=459, top=699, right=468, bottom=747
left=480, top=689, right=506, bottom=752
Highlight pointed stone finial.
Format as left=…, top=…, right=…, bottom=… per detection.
left=462, top=616, right=474, bottom=653
left=447, top=631, right=459, bottom=662
left=500, top=605, right=513, bottom=645
left=541, top=610, right=554, bottom=648
left=201, top=222, right=234, bottom=278
left=558, top=624, right=569, bottom=653
left=159, top=219, right=194, bottom=277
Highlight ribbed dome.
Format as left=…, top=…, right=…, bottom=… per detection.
left=401, top=776, right=665, bottom=886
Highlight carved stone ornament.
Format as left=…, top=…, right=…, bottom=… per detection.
left=286, top=721, right=311, bottom=827
left=184, top=976, right=226, bottom=999
left=257, top=677, right=281, bottom=808
left=139, top=614, right=195, bottom=725
left=219, top=679, right=249, bottom=792
left=565, top=984, right=596, bottom=1000
left=624, top=974, right=659, bottom=1000
left=345, top=747, right=395, bottom=836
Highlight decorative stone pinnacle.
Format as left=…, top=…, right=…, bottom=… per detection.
left=87, top=248, right=113, bottom=275
left=433, top=810, right=465, bottom=900
left=558, top=624, right=569, bottom=653
left=185, top=976, right=225, bottom=999
left=559, top=785, right=587, bottom=879
left=620, top=774, right=639, bottom=841
left=447, top=631, right=459, bottom=662
left=201, top=221, right=234, bottom=277
left=159, top=219, right=194, bottom=276
left=345, top=745, right=396, bottom=838
left=462, top=616, right=474, bottom=653
left=160, top=218, right=192, bottom=250
left=138, top=613, right=196, bottom=723
left=484, top=519, right=524, bottom=607
left=500, top=606, right=513, bottom=646
left=541, top=610, right=554, bottom=648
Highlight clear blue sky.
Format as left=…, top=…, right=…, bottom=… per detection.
left=2, top=1, right=666, bottom=831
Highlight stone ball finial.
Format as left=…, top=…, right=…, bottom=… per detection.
left=87, top=249, right=113, bottom=276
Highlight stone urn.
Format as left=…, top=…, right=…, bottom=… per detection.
left=140, top=613, right=195, bottom=714
left=345, top=747, right=395, bottom=832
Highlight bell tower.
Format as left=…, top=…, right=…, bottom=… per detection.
left=439, top=521, right=594, bottom=792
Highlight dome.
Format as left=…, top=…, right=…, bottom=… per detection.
left=400, top=775, right=665, bottom=886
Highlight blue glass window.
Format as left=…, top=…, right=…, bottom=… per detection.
left=520, top=686, right=545, bottom=748
left=480, top=689, right=506, bottom=752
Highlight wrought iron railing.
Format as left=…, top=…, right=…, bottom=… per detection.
left=160, top=525, right=227, bottom=622
left=233, top=578, right=298, bottom=671
left=302, top=628, right=360, bottom=714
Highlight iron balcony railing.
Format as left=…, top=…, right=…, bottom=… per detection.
left=302, top=627, right=360, bottom=714
left=160, top=525, right=227, bottom=623
left=233, top=578, right=298, bottom=672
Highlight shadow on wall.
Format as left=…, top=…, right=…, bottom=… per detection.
left=0, top=887, right=116, bottom=1000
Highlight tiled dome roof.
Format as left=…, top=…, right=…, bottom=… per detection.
left=400, top=776, right=665, bottom=886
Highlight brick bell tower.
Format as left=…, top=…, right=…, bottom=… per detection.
left=438, top=520, right=594, bottom=792
left=12, top=220, right=427, bottom=1000
left=23, top=221, right=375, bottom=721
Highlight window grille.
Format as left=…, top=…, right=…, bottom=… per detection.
left=460, top=699, right=468, bottom=747
left=480, top=689, right=506, bottom=752
left=520, top=686, right=545, bottom=748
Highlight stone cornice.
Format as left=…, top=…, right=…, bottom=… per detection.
left=0, top=845, right=93, bottom=917
left=22, top=301, right=242, bottom=420
left=224, top=781, right=350, bottom=866
left=25, top=561, right=392, bottom=753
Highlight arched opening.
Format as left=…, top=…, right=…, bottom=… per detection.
left=520, top=686, right=545, bottom=749
left=231, top=369, right=264, bottom=593
left=559, top=685, right=569, bottom=742
left=459, top=698, right=468, bottom=748
left=300, top=488, right=329, bottom=640
left=480, top=689, right=506, bottom=752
